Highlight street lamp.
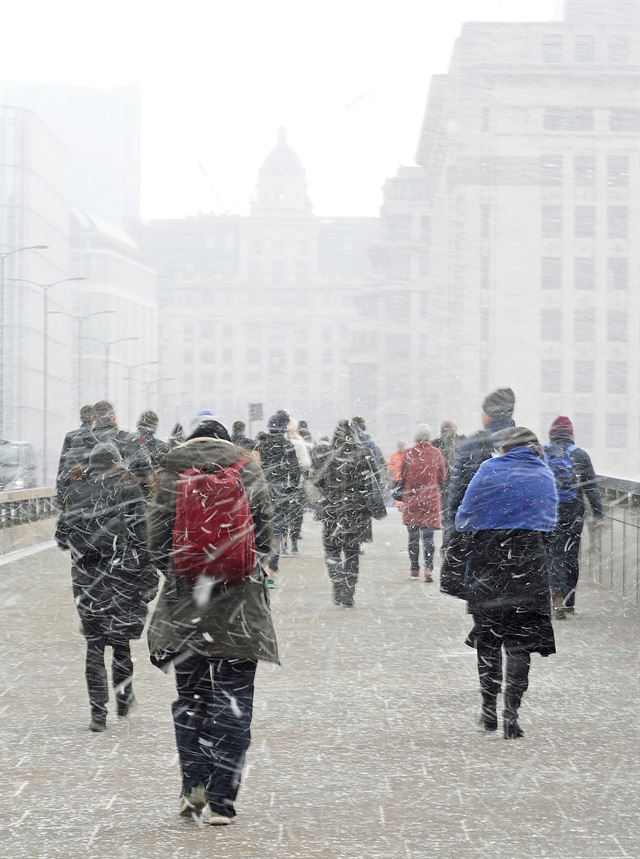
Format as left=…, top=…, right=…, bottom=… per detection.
left=8, top=276, right=85, bottom=483
left=105, top=337, right=140, bottom=399
left=0, top=244, right=49, bottom=435
left=48, top=309, right=115, bottom=408
left=123, top=361, right=158, bottom=429
left=129, top=375, right=175, bottom=406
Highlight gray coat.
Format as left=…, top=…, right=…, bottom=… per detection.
left=146, top=438, right=279, bottom=665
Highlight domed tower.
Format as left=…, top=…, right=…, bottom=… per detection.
left=251, top=127, right=312, bottom=215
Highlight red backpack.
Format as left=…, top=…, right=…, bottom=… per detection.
left=172, top=458, right=256, bottom=584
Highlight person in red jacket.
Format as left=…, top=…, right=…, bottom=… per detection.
left=401, top=424, right=446, bottom=582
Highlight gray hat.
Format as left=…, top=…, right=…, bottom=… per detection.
left=482, top=387, right=515, bottom=419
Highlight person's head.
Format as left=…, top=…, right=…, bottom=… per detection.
left=548, top=415, right=574, bottom=442
left=267, top=409, right=290, bottom=434
left=500, top=426, right=542, bottom=458
left=440, top=420, right=457, bottom=436
left=171, top=422, right=184, bottom=438
left=137, top=410, right=159, bottom=433
left=232, top=421, right=246, bottom=436
left=88, top=441, right=122, bottom=473
left=351, top=415, right=366, bottom=432
left=92, top=400, right=116, bottom=427
left=298, top=420, right=308, bottom=430
left=396, top=441, right=406, bottom=452
left=79, top=404, right=93, bottom=427
left=481, top=387, right=515, bottom=428
left=187, top=415, right=231, bottom=442
left=332, top=419, right=361, bottom=450
left=414, top=424, right=431, bottom=443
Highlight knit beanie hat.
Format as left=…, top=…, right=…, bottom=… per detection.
left=268, top=409, right=290, bottom=432
left=500, top=426, right=542, bottom=457
left=549, top=415, right=574, bottom=440
left=482, top=387, right=515, bottom=419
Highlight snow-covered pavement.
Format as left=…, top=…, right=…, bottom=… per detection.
left=1, top=511, right=638, bottom=859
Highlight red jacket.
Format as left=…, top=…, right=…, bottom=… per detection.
left=401, top=442, right=446, bottom=528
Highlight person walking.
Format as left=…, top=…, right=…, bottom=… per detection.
left=286, top=418, right=312, bottom=553
left=544, top=416, right=604, bottom=619
left=454, top=427, right=558, bottom=739
left=231, top=421, right=254, bottom=450
left=55, top=442, right=158, bottom=731
left=315, top=420, right=380, bottom=607
left=137, top=410, right=170, bottom=467
left=56, top=404, right=93, bottom=502
left=387, top=441, right=406, bottom=486
left=259, top=410, right=301, bottom=576
left=401, top=425, right=446, bottom=582
left=432, top=420, right=465, bottom=500
left=146, top=416, right=277, bottom=825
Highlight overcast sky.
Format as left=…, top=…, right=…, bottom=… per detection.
left=1, top=0, right=562, bottom=218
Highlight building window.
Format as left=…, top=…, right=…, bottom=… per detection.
left=607, top=414, right=626, bottom=448
left=542, top=205, right=562, bottom=238
left=544, top=108, right=593, bottom=131
left=608, top=35, right=629, bottom=64
left=385, top=215, right=411, bottom=241
left=608, top=206, right=628, bottom=239
left=419, top=254, right=428, bottom=278
left=574, top=361, right=594, bottom=393
left=574, top=206, right=595, bottom=238
left=389, top=252, right=410, bottom=281
left=541, top=308, right=562, bottom=341
left=607, top=258, right=628, bottom=290
left=386, top=291, right=410, bottom=321
left=575, top=34, right=595, bottom=63
left=607, top=309, right=627, bottom=341
left=574, top=258, right=595, bottom=290
left=541, top=360, right=561, bottom=393
left=481, top=205, right=490, bottom=237
left=541, top=257, right=561, bottom=289
left=573, top=413, right=593, bottom=446
left=607, top=361, right=626, bottom=394
left=542, top=34, right=563, bottom=63
left=481, top=256, right=490, bottom=289
left=574, top=156, right=596, bottom=186
left=541, top=155, right=563, bottom=185
left=608, top=156, right=629, bottom=187
left=246, top=348, right=260, bottom=365
left=574, top=308, right=594, bottom=342
left=609, top=109, right=640, bottom=132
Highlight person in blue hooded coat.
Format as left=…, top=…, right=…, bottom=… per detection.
left=455, top=427, right=558, bottom=739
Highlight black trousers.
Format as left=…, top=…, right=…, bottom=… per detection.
left=406, top=525, right=435, bottom=571
left=476, top=640, right=530, bottom=717
left=85, top=637, right=133, bottom=717
left=549, top=498, right=585, bottom=607
left=172, top=653, right=257, bottom=818
left=324, top=541, right=360, bottom=605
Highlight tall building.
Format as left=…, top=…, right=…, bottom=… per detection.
left=0, top=105, right=74, bottom=480
left=2, top=83, right=141, bottom=227
left=415, top=0, right=640, bottom=477
left=142, top=130, right=378, bottom=437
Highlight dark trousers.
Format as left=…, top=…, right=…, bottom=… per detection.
left=172, top=653, right=257, bottom=817
left=85, top=637, right=133, bottom=717
left=476, top=640, right=530, bottom=717
left=549, top=498, right=585, bottom=607
left=406, top=525, right=435, bottom=571
left=324, top=541, right=360, bottom=605
left=286, top=487, right=305, bottom=540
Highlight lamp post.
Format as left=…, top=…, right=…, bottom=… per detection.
left=48, top=310, right=115, bottom=408
left=124, top=361, right=158, bottom=429
left=0, top=244, right=48, bottom=435
left=9, top=276, right=85, bottom=483
left=105, top=337, right=140, bottom=400
left=130, top=375, right=175, bottom=406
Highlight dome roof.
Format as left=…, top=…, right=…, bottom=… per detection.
left=261, top=127, right=304, bottom=173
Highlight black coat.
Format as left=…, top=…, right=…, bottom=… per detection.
left=64, top=421, right=152, bottom=484
left=316, top=444, right=375, bottom=546
left=57, top=472, right=158, bottom=642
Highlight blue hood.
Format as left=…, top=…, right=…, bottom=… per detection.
left=455, top=446, right=558, bottom=533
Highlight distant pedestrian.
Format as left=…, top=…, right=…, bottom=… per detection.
left=56, top=404, right=93, bottom=502
left=352, top=415, right=386, bottom=478
left=455, top=427, right=558, bottom=739
left=315, top=419, right=383, bottom=607
left=231, top=421, right=254, bottom=450
left=168, top=423, right=185, bottom=448
left=432, top=421, right=465, bottom=499
left=387, top=441, right=406, bottom=485
left=400, top=425, right=446, bottom=582
left=285, top=419, right=311, bottom=553
left=298, top=420, right=313, bottom=445
left=146, top=416, right=277, bottom=824
left=137, top=410, right=169, bottom=467
left=56, top=442, right=158, bottom=732
left=544, top=416, right=604, bottom=619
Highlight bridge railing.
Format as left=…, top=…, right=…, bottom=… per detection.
left=581, top=475, right=640, bottom=607
left=0, top=487, right=58, bottom=529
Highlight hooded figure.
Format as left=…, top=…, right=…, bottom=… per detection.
left=544, top=415, right=604, bottom=618
left=454, top=427, right=558, bottom=739
left=56, top=441, right=158, bottom=732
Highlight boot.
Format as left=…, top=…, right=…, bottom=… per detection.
left=291, top=537, right=299, bottom=554
left=480, top=693, right=498, bottom=732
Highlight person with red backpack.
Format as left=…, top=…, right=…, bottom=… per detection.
left=146, top=416, right=278, bottom=825
left=544, top=416, right=604, bottom=619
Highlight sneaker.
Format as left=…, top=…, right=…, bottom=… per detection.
left=179, top=785, right=206, bottom=816
left=266, top=578, right=279, bottom=590
left=423, top=569, right=434, bottom=583
left=201, top=805, right=233, bottom=825
left=409, top=569, right=420, bottom=579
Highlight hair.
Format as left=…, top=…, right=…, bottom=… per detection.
left=232, top=421, right=246, bottom=435
left=137, top=410, right=159, bottom=431
left=414, top=423, right=431, bottom=443
left=171, top=422, right=184, bottom=436
left=351, top=415, right=365, bottom=431
left=80, top=404, right=93, bottom=425
left=500, top=426, right=542, bottom=457
left=440, top=420, right=456, bottom=433
left=187, top=419, right=231, bottom=442
left=92, top=400, right=115, bottom=420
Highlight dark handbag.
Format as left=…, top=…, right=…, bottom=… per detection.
left=439, top=531, right=471, bottom=600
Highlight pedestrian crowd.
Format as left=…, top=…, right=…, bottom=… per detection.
left=54, top=388, right=603, bottom=825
